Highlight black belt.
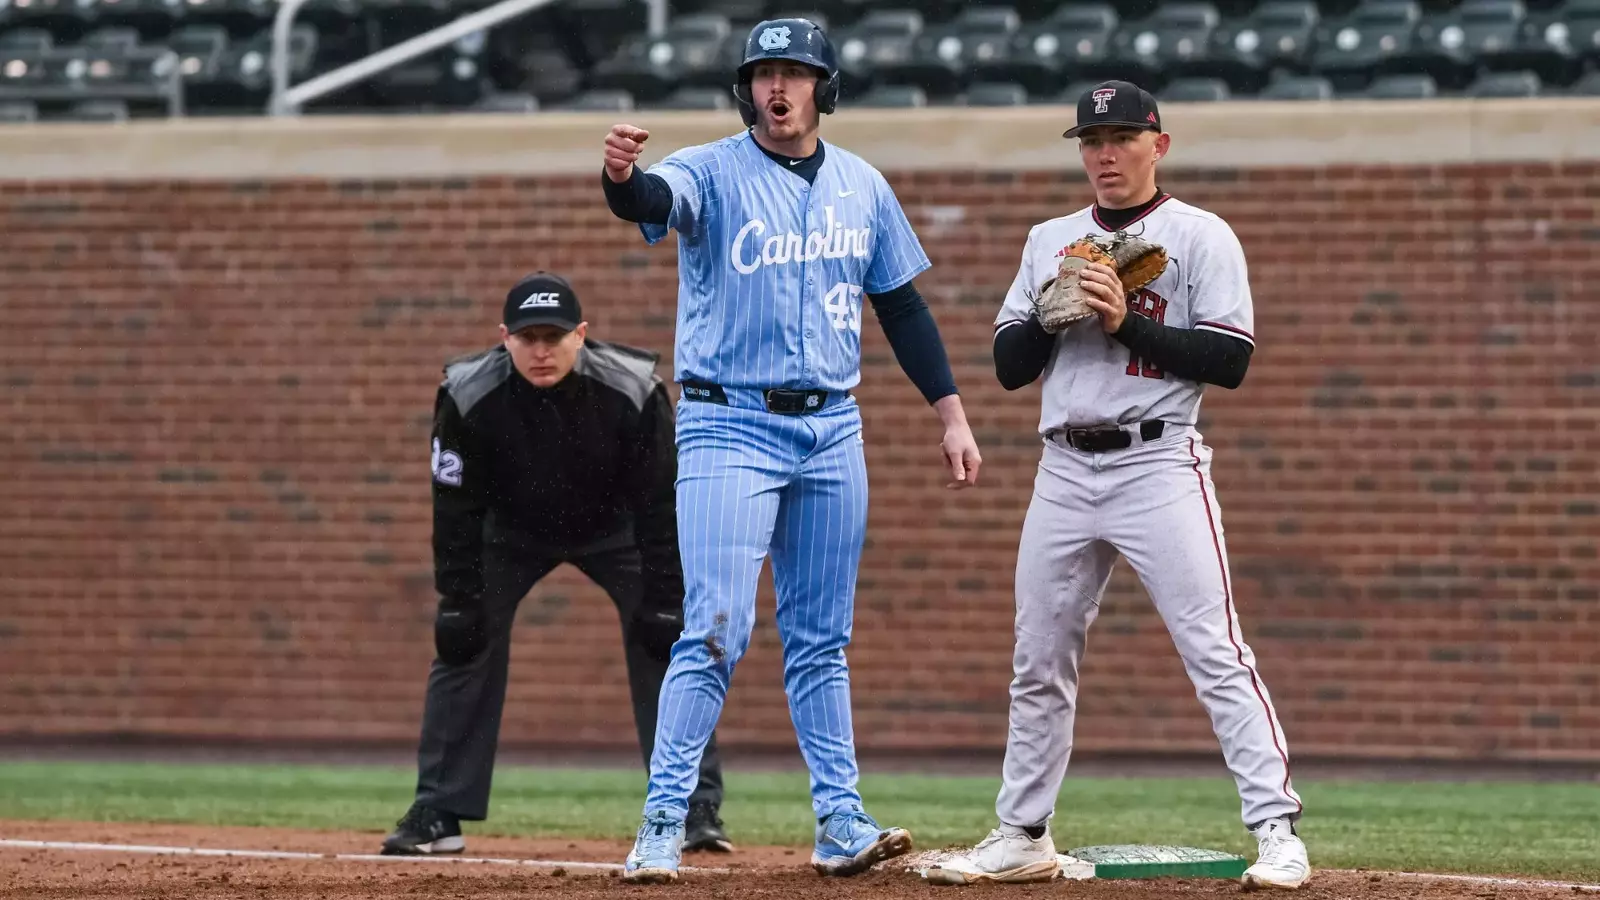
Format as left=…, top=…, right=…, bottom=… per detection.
left=680, top=381, right=841, bottom=416
left=1051, top=420, right=1166, bottom=452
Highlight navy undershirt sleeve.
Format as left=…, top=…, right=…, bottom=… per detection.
left=867, top=280, right=958, bottom=404
left=993, top=315, right=1056, bottom=390
left=1110, top=314, right=1254, bottom=389
left=601, top=166, right=673, bottom=225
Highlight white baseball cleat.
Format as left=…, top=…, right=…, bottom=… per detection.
left=922, top=823, right=1063, bottom=886
left=1240, top=818, right=1311, bottom=891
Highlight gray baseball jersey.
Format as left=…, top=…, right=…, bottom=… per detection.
left=994, top=197, right=1256, bottom=434
left=990, top=195, right=1303, bottom=832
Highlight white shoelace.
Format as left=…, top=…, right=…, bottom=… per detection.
left=1256, top=832, right=1300, bottom=869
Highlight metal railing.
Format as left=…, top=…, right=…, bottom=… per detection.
left=268, top=0, right=667, bottom=116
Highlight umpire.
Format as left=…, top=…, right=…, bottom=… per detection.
left=382, top=271, right=731, bottom=856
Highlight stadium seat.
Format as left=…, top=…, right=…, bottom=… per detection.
left=0, top=27, right=54, bottom=56
left=856, top=0, right=964, bottom=26
left=205, top=25, right=318, bottom=112
left=1160, top=74, right=1231, bottom=100
left=586, top=12, right=733, bottom=103
left=875, top=6, right=1021, bottom=97
left=2, top=0, right=86, bottom=31
left=88, top=0, right=182, bottom=32
left=555, top=87, right=635, bottom=110
left=1182, top=0, right=1319, bottom=93
left=472, top=90, right=540, bottom=112
left=0, top=99, right=39, bottom=121
left=1569, top=0, right=1600, bottom=64
left=1053, top=78, right=1105, bottom=105
left=289, top=0, right=365, bottom=35
left=677, top=0, right=768, bottom=23
left=1379, top=0, right=1524, bottom=90
left=7, top=28, right=184, bottom=116
left=544, top=0, right=650, bottom=70
left=1107, top=2, right=1223, bottom=87
left=369, top=54, right=489, bottom=110
left=833, top=9, right=924, bottom=95
left=167, top=25, right=231, bottom=85
left=488, top=31, right=586, bottom=106
left=0, top=35, right=50, bottom=97
left=1566, top=69, right=1600, bottom=94
left=761, top=0, right=869, bottom=28
left=967, top=2, right=1119, bottom=95
left=962, top=79, right=1028, bottom=104
left=1465, top=67, right=1542, bottom=94
left=854, top=82, right=926, bottom=106
left=78, top=27, right=143, bottom=52
left=1360, top=71, right=1438, bottom=96
left=1257, top=72, right=1334, bottom=98
left=178, top=0, right=279, bottom=28
left=1310, top=0, right=1423, bottom=92
left=364, top=25, right=493, bottom=110
left=650, top=84, right=734, bottom=108
left=1486, top=0, right=1600, bottom=85
left=57, top=98, right=131, bottom=120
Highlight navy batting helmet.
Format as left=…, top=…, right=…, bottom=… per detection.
left=732, top=18, right=840, bottom=128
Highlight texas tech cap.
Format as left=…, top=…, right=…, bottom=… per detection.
left=1063, top=80, right=1162, bottom=138
left=503, top=271, right=582, bottom=333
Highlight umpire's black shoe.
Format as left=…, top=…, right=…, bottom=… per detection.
left=683, top=801, right=734, bottom=853
left=380, top=803, right=465, bottom=855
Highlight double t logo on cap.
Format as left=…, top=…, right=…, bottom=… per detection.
left=1063, top=80, right=1163, bottom=139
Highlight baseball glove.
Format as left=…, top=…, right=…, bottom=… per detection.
left=1033, top=231, right=1170, bottom=333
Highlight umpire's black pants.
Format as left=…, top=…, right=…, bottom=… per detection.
left=413, top=536, right=724, bottom=820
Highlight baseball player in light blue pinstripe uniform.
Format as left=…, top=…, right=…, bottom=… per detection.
left=600, top=16, right=983, bottom=885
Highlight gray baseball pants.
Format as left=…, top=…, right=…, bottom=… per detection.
left=996, top=426, right=1304, bottom=831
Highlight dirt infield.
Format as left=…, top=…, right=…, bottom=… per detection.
left=0, top=820, right=1593, bottom=900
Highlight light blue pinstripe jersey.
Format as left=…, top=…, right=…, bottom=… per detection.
left=638, top=129, right=931, bottom=393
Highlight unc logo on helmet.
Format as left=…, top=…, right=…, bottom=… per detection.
left=732, top=17, right=841, bottom=128
left=758, top=26, right=791, bottom=50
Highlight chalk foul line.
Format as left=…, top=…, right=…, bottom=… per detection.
left=1, top=838, right=1595, bottom=891
left=0, top=838, right=730, bottom=875
left=1323, top=868, right=1600, bottom=893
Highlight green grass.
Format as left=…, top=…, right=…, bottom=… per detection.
left=0, top=762, right=1596, bottom=882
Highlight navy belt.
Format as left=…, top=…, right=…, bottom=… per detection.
left=1049, top=421, right=1166, bottom=452
left=680, top=381, right=842, bottom=416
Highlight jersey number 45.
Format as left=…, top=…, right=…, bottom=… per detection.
left=824, top=282, right=863, bottom=334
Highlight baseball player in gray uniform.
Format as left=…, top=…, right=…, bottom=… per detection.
left=924, top=81, right=1310, bottom=891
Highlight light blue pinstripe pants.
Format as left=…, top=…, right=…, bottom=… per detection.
left=644, top=389, right=868, bottom=821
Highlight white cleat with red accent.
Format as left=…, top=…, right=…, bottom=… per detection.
left=1241, top=819, right=1311, bottom=891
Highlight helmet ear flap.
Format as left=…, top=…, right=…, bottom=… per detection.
left=733, top=81, right=756, bottom=127
left=816, top=74, right=838, bottom=115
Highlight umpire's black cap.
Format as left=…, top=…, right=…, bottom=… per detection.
left=503, top=271, right=582, bottom=333
left=1063, top=80, right=1162, bottom=138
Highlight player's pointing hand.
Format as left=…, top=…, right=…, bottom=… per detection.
left=941, top=421, right=982, bottom=490
left=604, top=124, right=651, bottom=184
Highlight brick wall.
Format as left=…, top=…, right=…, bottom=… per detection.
left=2, top=149, right=1596, bottom=763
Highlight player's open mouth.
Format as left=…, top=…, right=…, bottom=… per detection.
left=769, top=101, right=790, bottom=120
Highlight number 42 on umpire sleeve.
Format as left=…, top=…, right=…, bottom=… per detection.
left=824, top=282, right=862, bottom=334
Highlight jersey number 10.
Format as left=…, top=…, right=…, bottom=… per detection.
left=1126, top=352, right=1164, bottom=380
left=1123, top=289, right=1167, bottom=379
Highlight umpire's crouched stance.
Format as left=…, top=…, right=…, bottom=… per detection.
left=382, top=272, right=731, bottom=856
